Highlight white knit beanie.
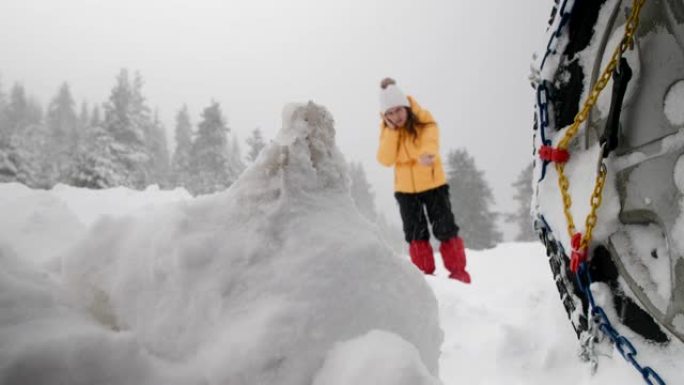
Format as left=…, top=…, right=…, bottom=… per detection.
left=379, top=78, right=409, bottom=113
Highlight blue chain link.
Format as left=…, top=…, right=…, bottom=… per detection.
left=536, top=82, right=552, bottom=181
left=575, top=263, right=667, bottom=385
left=540, top=0, right=576, bottom=70
left=535, top=0, right=575, bottom=181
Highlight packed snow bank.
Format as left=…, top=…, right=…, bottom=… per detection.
left=49, top=183, right=193, bottom=227
left=0, top=247, right=198, bottom=385
left=312, top=329, right=440, bottom=385
left=0, top=183, right=85, bottom=266
left=0, top=101, right=443, bottom=385
left=0, top=183, right=192, bottom=267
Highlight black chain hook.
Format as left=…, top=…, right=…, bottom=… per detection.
left=600, top=57, right=633, bottom=158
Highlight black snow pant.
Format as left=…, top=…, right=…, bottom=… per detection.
left=394, top=184, right=459, bottom=243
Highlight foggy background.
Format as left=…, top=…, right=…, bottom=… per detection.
left=0, top=0, right=550, bottom=238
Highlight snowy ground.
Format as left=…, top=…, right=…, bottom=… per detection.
left=1, top=102, right=682, bottom=384
left=429, top=243, right=683, bottom=385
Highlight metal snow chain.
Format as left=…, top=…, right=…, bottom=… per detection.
left=536, top=0, right=576, bottom=182
left=555, top=0, right=645, bottom=247
left=552, top=4, right=658, bottom=382
left=576, top=263, right=666, bottom=385
left=536, top=216, right=588, bottom=337
left=540, top=0, right=576, bottom=70
left=536, top=82, right=552, bottom=181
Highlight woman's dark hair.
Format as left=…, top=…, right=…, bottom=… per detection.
left=404, top=109, right=425, bottom=142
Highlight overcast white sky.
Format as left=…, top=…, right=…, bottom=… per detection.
left=0, top=0, right=550, bottom=234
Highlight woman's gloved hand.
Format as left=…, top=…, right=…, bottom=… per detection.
left=419, top=154, right=435, bottom=166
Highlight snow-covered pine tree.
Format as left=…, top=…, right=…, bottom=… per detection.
left=171, top=105, right=193, bottom=189
left=102, top=69, right=153, bottom=189
left=347, top=161, right=405, bottom=252
left=6, top=84, right=42, bottom=134
left=26, top=98, right=43, bottom=128
left=0, top=83, right=18, bottom=184
left=0, top=77, right=8, bottom=137
left=0, top=140, right=18, bottom=183
left=9, top=123, right=53, bottom=188
left=227, top=133, right=246, bottom=180
left=0, top=78, right=13, bottom=182
left=187, top=101, right=232, bottom=195
left=47, top=83, right=78, bottom=143
left=1, top=83, right=51, bottom=187
left=348, top=161, right=378, bottom=223
left=445, top=148, right=502, bottom=250
left=78, top=101, right=89, bottom=134
left=146, top=110, right=170, bottom=187
left=6, top=84, right=28, bottom=134
left=134, top=72, right=171, bottom=187
left=245, top=127, right=266, bottom=163
left=90, top=105, right=101, bottom=128
left=69, top=116, right=121, bottom=189
left=46, top=83, right=78, bottom=183
left=507, top=162, right=536, bottom=241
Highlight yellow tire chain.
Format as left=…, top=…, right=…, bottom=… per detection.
left=554, top=0, right=645, bottom=254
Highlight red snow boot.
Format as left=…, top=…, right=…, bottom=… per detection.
left=409, top=240, right=435, bottom=275
left=440, top=236, right=471, bottom=284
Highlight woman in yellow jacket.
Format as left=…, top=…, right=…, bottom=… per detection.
left=377, top=78, right=470, bottom=284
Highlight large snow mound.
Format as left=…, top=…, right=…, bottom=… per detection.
left=0, top=183, right=85, bottom=266
left=0, top=101, right=443, bottom=385
left=312, top=329, right=440, bottom=385
left=0, top=183, right=191, bottom=267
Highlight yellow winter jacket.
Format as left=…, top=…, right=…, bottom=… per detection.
left=377, top=96, right=447, bottom=193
